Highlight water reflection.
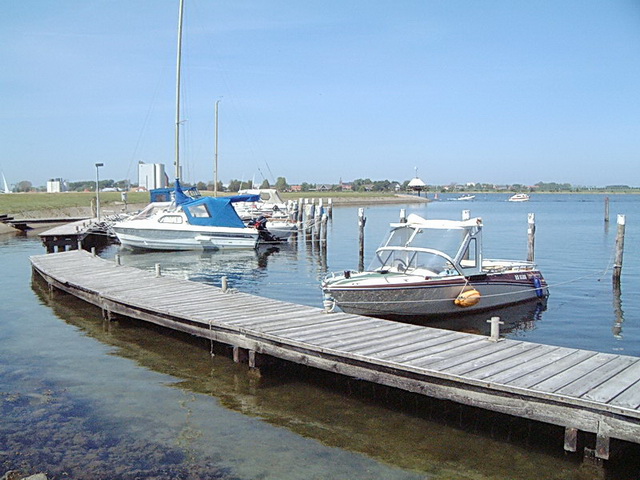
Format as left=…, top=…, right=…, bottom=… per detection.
left=109, top=245, right=285, bottom=290
left=613, top=282, right=624, bottom=338
left=27, top=276, right=618, bottom=480
left=412, top=299, right=547, bottom=336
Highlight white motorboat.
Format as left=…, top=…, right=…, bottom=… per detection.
left=322, top=213, right=548, bottom=319
left=112, top=181, right=261, bottom=250
left=454, top=194, right=475, bottom=201
left=508, top=193, right=530, bottom=202
left=234, top=188, right=298, bottom=240
left=234, top=188, right=290, bottom=219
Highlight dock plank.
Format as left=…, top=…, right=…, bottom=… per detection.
left=581, top=361, right=640, bottom=404
left=608, top=379, right=640, bottom=410
left=445, top=343, right=544, bottom=376
left=418, top=340, right=525, bottom=371
left=482, top=348, right=594, bottom=386
left=556, top=357, right=640, bottom=398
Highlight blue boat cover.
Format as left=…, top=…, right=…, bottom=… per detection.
left=172, top=179, right=260, bottom=228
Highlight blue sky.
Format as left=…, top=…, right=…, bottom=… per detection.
left=1, top=0, right=639, bottom=188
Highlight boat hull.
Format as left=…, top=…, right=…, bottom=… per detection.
left=323, top=271, right=548, bottom=319
left=112, top=225, right=258, bottom=251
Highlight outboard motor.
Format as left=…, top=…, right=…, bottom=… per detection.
left=249, top=216, right=278, bottom=243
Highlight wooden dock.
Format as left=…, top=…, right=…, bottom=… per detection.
left=38, top=218, right=112, bottom=253
left=30, top=249, right=640, bottom=460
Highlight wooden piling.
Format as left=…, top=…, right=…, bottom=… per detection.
left=527, top=213, right=536, bottom=263
left=297, top=199, right=304, bottom=225
left=604, top=197, right=610, bottom=223
left=320, top=213, right=328, bottom=245
left=358, top=208, right=366, bottom=272
left=613, top=214, right=626, bottom=284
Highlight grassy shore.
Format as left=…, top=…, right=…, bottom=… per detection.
left=0, top=191, right=428, bottom=217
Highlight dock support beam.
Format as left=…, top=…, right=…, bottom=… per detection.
left=564, top=426, right=578, bottom=452
left=233, top=346, right=248, bottom=364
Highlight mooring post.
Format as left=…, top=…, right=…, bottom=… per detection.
left=314, top=203, right=323, bottom=242
left=527, top=213, right=536, bottom=263
left=604, top=196, right=610, bottom=223
left=487, top=316, right=504, bottom=342
left=399, top=208, right=407, bottom=223
left=114, top=254, right=121, bottom=266
left=613, top=214, right=626, bottom=285
left=155, top=263, right=161, bottom=277
left=91, top=247, right=97, bottom=257
left=77, top=239, right=82, bottom=251
left=358, top=208, right=366, bottom=272
left=306, top=200, right=315, bottom=239
left=298, top=198, right=304, bottom=224
left=462, top=209, right=470, bottom=221
left=327, top=198, right=333, bottom=219
left=321, top=213, right=328, bottom=245
left=221, top=276, right=228, bottom=293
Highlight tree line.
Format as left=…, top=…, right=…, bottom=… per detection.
left=7, top=178, right=639, bottom=193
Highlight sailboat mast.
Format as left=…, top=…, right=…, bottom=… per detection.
left=214, top=100, right=220, bottom=197
left=174, top=0, right=185, bottom=180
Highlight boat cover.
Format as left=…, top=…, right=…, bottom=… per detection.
left=173, top=179, right=260, bottom=228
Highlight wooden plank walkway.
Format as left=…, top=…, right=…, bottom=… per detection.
left=30, top=250, right=640, bottom=459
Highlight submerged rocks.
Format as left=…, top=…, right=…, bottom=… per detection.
left=1, top=472, right=47, bottom=480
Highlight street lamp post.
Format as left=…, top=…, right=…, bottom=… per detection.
left=95, top=163, right=104, bottom=222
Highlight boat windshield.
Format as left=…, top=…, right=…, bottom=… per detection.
left=379, top=224, right=468, bottom=258
left=368, top=224, right=470, bottom=275
left=369, top=248, right=459, bottom=276
left=131, top=202, right=172, bottom=220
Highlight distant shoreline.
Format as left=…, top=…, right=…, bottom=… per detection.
left=2, top=189, right=636, bottom=224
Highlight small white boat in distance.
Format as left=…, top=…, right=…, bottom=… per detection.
left=508, top=193, right=530, bottom=202
left=112, top=181, right=261, bottom=251
left=322, top=213, right=548, bottom=319
left=455, top=194, right=475, bottom=201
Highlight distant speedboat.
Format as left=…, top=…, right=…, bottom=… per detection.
left=112, top=181, right=261, bottom=251
left=322, top=213, right=548, bottom=319
left=455, top=194, right=475, bottom=201
left=508, top=193, right=530, bottom=202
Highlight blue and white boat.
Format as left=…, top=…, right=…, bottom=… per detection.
left=112, top=181, right=261, bottom=251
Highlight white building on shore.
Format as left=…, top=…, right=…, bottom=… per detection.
left=138, top=163, right=168, bottom=190
left=47, top=178, right=68, bottom=193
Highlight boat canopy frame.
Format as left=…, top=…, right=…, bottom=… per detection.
left=373, top=215, right=485, bottom=277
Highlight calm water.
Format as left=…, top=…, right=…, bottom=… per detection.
left=1, top=194, right=639, bottom=479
